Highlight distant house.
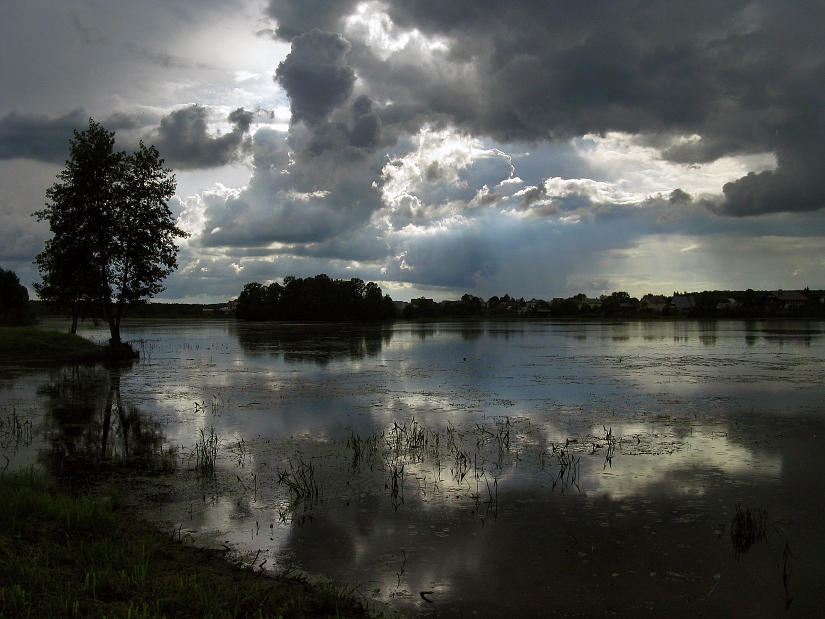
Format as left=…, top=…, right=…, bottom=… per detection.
left=639, top=294, right=669, bottom=313
left=716, top=298, right=739, bottom=310
left=579, top=297, right=603, bottom=310
left=618, top=298, right=640, bottom=313
left=671, top=295, right=696, bottom=313
left=410, top=297, right=435, bottom=309
left=219, top=299, right=239, bottom=314
left=760, top=290, right=809, bottom=311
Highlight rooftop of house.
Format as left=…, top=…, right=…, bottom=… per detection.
left=764, top=290, right=809, bottom=302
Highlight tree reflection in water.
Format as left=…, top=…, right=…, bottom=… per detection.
left=38, top=364, right=175, bottom=481
left=232, top=322, right=393, bottom=365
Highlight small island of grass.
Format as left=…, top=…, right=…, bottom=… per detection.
left=0, top=327, right=113, bottom=365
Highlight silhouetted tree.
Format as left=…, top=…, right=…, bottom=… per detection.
left=236, top=274, right=395, bottom=321
left=34, top=119, right=187, bottom=347
left=0, top=267, right=31, bottom=326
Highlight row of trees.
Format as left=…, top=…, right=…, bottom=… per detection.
left=34, top=120, right=186, bottom=347
left=236, top=274, right=396, bottom=321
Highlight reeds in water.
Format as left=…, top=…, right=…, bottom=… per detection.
left=730, top=502, right=767, bottom=558
left=193, top=426, right=219, bottom=477
left=277, top=459, right=320, bottom=505
left=0, top=407, right=33, bottom=452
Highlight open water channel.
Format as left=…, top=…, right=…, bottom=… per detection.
left=2, top=318, right=825, bottom=617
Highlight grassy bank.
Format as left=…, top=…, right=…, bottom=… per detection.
left=0, top=470, right=380, bottom=618
left=0, top=327, right=110, bottom=365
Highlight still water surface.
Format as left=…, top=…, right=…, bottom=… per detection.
left=2, top=318, right=825, bottom=617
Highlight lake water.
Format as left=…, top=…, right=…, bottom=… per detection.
left=2, top=318, right=825, bottom=617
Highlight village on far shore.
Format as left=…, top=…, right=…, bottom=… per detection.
left=389, top=288, right=825, bottom=319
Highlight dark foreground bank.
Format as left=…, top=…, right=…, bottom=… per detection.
left=0, top=470, right=382, bottom=618
left=0, top=327, right=113, bottom=365
left=0, top=327, right=142, bottom=365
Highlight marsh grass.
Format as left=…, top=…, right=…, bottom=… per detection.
left=0, top=470, right=378, bottom=618
left=0, top=407, right=33, bottom=451
left=603, top=425, right=617, bottom=468
left=347, top=431, right=379, bottom=470
left=387, top=463, right=405, bottom=511
left=549, top=442, right=580, bottom=492
left=277, top=459, right=320, bottom=505
left=344, top=417, right=592, bottom=510
left=730, top=502, right=768, bottom=558
left=193, top=425, right=219, bottom=477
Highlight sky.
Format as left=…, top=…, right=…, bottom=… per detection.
left=2, top=0, right=825, bottom=303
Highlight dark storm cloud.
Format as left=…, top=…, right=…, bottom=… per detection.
left=0, top=109, right=88, bottom=163
left=275, top=29, right=356, bottom=126
left=348, top=95, right=382, bottom=149
left=0, top=105, right=249, bottom=169
left=264, top=0, right=825, bottom=216
left=265, top=0, right=360, bottom=39
left=152, top=105, right=254, bottom=169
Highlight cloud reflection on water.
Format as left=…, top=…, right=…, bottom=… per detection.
left=5, top=318, right=825, bottom=617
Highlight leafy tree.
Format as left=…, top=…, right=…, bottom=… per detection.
left=33, top=231, right=102, bottom=333
left=236, top=274, right=395, bottom=321
left=34, top=119, right=187, bottom=347
left=0, top=267, right=31, bottom=326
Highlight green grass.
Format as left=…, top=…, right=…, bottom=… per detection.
left=0, top=327, right=110, bottom=365
left=0, top=470, right=382, bottom=618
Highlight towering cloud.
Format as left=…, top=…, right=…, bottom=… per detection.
left=275, top=29, right=356, bottom=126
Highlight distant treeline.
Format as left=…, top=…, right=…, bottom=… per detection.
left=236, top=274, right=396, bottom=322
left=28, top=300, right=224, bottom=320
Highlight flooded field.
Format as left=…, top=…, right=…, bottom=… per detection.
left=2, top=318, right=825, bottom=617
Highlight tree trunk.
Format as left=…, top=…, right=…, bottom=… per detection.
left=110, top=299, right=124, bottom=347
left=102, top=297, right=120, bottom=347
left=70, top=303, right=79, bottom=334
left=102, top=376, right=114, bottom=458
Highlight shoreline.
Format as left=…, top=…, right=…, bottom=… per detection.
left=0, top=470, right=384, bottom=618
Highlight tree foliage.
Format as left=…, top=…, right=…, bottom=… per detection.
left=34, top=119, right=187, bottom=344
left=236, top=274, right=395, bottom=321
left=0, top=267, right=31, bottom=326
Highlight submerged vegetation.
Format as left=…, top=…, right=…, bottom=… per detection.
left=730, top=503, right=768, bottom=559
left=0, top=470, right=381, bottom=619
